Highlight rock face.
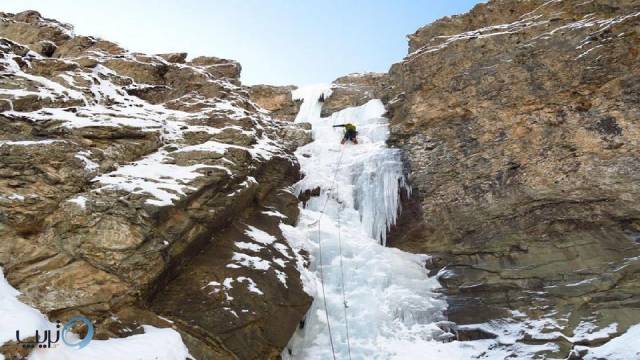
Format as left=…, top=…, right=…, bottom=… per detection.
left=188, top=56, right=242, bottom=82
left=248, top=84, right=300, bottom=121
left=0, top=10, right=311, bottom=359
left=320, top=72, right=390, bottom=117
left=382, top=0, right=640, bottom=357
left=156, top=52, right=188, bottom=64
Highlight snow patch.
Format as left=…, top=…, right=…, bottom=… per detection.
left=235, top=241, right=263, bottom=252
left=0, top=268, right=192, bottom=360
left=29, top=326, right=193, bottom=360
left=231, top=252, right=271, bottom=271
left=581, top=324, right=640, bottom=360
left=75, top=150, right=99, bottom=172
left=275, top=270, right=288, bottom=288
left=93, top=150, right=211, bottom=206
left=67, top=195, right=88, bottom=209
left=262, top=210, right=287, bottom=219
left=237, top=277, right=264, bottom=295
left=245, top=225, right=277, bottom=245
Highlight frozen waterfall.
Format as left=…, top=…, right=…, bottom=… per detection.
left=281, top=86, right=454, bottom=359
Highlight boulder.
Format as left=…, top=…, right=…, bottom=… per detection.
left=156, top=52, right=188, bottom=63
left=189, top=56, right=242, bottom=79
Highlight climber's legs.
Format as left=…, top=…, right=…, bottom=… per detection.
left=342, top=130, right=357, bottom=144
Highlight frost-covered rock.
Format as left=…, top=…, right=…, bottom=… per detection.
left=0, top=10, right=311, bottom=359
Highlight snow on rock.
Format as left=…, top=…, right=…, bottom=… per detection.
left=407, top=17, right=550, bottom=59
left=29, top=326, right=193, bottom=360
left=206, top=276, right=264, bottom=298
left=0, top=140, right=64, bottom=147
left=236, top=277, right=264, bottom=295
left=2, top=193, right=26, bottom=202
left=0, top=268, right=192, bottom=360
left=74, top=151, right=99, bottom=172
left=93, top=150, right=212, bottom=206
left=571, top=321, right=618, bottom=343
left=407, top=4, right=640, bottom=64
left=205, top=278, right=235, bottom=301
left=245, top=225, right=277, bottom=245
left=66, top=195, right=88, bottom=209
left=174, top=139, right=242, bottom=155
left=275, top=270, right=288, bottom=288
left=0, top=268, right=51, bottom=346
left=230, top=252, right=271, bottom=271
left=262, top=209, right=287, bottom=219
left=580, top=324, right=640, bottom=360
left=1, top=22, right=298, bottom=210
left=234, top=241, right=264, bottom=252
left=273, top=243, right=292, bottom=260
left=0, top=54, right=85, bottom=103
left=0, top=10, right=311, bottom=359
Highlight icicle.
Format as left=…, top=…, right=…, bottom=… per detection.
left=352, top=147, right=408, bottom=245
left=292, top=85, right=333, bottom=123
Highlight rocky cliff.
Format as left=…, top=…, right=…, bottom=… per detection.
left=378, top=0, right=639, bottom=358
left=319, top=0, right=639, bottom=357
left=319, top=72, right=391, bottom=117
left=0, top=10, right=310, bottom=359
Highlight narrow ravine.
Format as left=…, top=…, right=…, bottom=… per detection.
left=281, top=86, right=450, bottom=359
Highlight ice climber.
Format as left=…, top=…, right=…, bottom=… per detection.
left=333, top=123, right=358, bottom=144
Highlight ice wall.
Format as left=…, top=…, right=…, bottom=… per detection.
left=282, top=87, right=448, bottom=359
left=292, top=87, right=408, bottom=245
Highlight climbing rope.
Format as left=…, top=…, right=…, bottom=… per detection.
left=316, top=211, right=337, bottom=360
left=335, top=158, right=353, bottom=360
left=315, top=135, right=353, bottom=360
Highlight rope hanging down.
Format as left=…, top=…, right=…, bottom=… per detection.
left=335, top=156, right=353, bottom=360
left=315, top=141, right=352, bottom=360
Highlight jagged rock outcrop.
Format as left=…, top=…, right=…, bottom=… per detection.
left=382, top=0, right=640, bottom=357
left=0, top=10, right=312, bottom=359
left=248, top=85, right=300, bottom=121
left=188, top=56, right=242, bottom=82
left=320, top=72, right=390, bottom=117
left=156, top=52, right=188, bottom=64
